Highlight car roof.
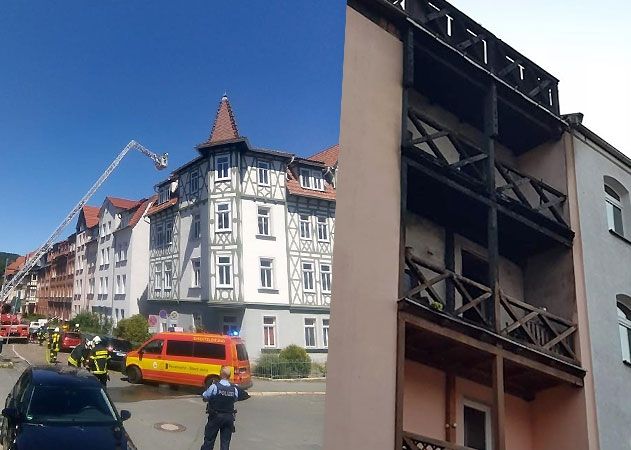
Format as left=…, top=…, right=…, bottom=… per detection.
left=152, top=332, right=242, bottom=343
left=29, top=365, right=102, bottom=388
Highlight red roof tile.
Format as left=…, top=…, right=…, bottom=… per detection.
left=147, top=197, right=178, bottom=216
left=81, top=205, right=100, bottom=228
left=208, top=95, right=239, bottom=143
left=128, top=196, right=157, bottom=228
left=107, top=196, right=141, bottom=210
left=308, top=144, right=339, bottom=167
left=286, top=168, right=336, bottom=201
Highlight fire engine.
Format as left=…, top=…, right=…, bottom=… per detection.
left=0, top=304, right=28, bottom=342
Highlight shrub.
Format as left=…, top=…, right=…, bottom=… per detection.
left=279, top=345, right=311, bottom=378
left=71, top=312, right=111, bottom=335
left=253, top=353, right=282, bottom=378
left=114, top=314, right=151, bottom=344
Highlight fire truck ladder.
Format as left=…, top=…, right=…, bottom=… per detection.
left=0, top=140, right=168, bottom=305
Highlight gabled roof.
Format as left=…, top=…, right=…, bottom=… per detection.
left=127, top=196, right=157, bottom=229
left=147, top=197, right=178, bottom=217
left=81, top=205, right=100, bottom=229
left=308, top=144, right=339, bottom=167
left=107, top=197, right=141, bottom=210
left=208, top=95, right=239, bottom=144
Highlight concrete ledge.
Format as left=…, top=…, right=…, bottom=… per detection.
left=252, top=376, right=326, bottom=382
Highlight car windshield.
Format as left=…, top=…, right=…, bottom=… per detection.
left=26, top=385, right=118, bottom=425
left=111, top=339, right=132, bottom=352
left=64, top=333, right=81, bottom=339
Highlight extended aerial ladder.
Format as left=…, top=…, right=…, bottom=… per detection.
left=0, top=140, right=168, bottom=307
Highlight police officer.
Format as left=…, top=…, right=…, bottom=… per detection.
left=48, top=327, right=61, bottom=363
left=87, top=336, right=110, bottom=387
left=200, top=366, right=250, bottom=450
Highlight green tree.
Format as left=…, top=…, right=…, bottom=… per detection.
left=70, top=312, right=111, bottom=335
left=114, top=314, right=150, bottom=344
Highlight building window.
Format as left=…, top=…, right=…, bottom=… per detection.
left=317, top=217, right=329, bottom=242
left=300, top=168, right=312, bottom=189
left=193, top=213, right=201, bottom=240
left=156, top=223, right=165, bottom=247
left=263, top=316, right=276, bottom=347
left=190, top=169, right=200, bottom=194
left=302, top=261, right=315, bottom=291
left=257, top=207, right=271, bottom=236
left=605, top=184, right=624, bottom=235
left=88, top=279, right=95, bottom=295
left=323, top=319, right=329, bottom=348
left=116, top=275, right=126, bottom=295
left=165, top=221, right=173, bottom=245
left=260, top=258, right=273, bottom=289
left=154, top=263, right=162, bottom=291
left=217, top=255, right=233, bottom=288
left=100, top=248, right=109, bottom=266
left=463, top=401, right=491, bottom=450
left=216, top=202, right=231, bottom=232
left=216, top=155, right=230, bottom=181
left=192, top=259, right=201, bottom=287
left=223, top=316, right=239, bottom=336
left=299, top=168, right=324, bottom=191
left=618, top=300, right=631, bottom=363
left=98, top=277, right=104, bottom=295
left=304, top=318, right=316, bottom=348
left=104, top=277, right=109, bottom=295
left=320, top=264, right=332, bottom=293
left=158, top=186, right=170, bottom=204
left=299, top=214, right=311, bottom=240
left=258, top=161, right=270, bottom=186
left=164, top=262, right=172, bottom=290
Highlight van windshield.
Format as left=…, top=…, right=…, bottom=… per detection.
left=236, top=344, right=248, bottom=361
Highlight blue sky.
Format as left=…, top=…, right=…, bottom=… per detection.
left=0, top=1, right=345, bottom=254
left=1, top=1, right=629, bottom=255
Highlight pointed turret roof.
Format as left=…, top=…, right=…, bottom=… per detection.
left=208, top=95, right=240, bottom=143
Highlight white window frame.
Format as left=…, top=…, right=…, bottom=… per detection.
left=216, top=155, right=230, bottom=181
left=299, top=214, right=312, bottom=240
left=88, top=278, right=95, bottom=295
left=216, top=254, right=233, bottom=288
left=299, top=168, right=324, bottom=191
left=302, top=261, right=315, bottom=292
left=165, top=221, right=173, bottom=245
left=154, top=263, right=163, bottom=291
left=192, top=213, right=201, bottom=240
left=192, top=258, right=201, bottom=288
left=304, top=318, right=317, bottom=348
left=164, top=261, right=173, bottom=290
left=320, top=263, right=332, bottom=293
left=121, top=275, right=126, bottom=295
left=104, top=277, right=109, bottom=295
left=259, top=258, right=274, bottom=289
left=606, top=185, right=624, bottom=235
left=156, top=223, right=165, bottom=247
left=258, top=161, right=270, bottom=186
left=322, top=318, right=330, bottom=348
left=190, top=169, right=200, bottom=194
left=263, top=316, right=277, bottom=348
left=216, top=202, right=232, bottom=232
left=257, top=207, right=271, bottom=236
left=158, top=186, right=170, bottom=204
left=317, top=217, right=329, bottom=242
left=462, top=400, right=492, bottom=450
left=300, top=168, right=312, bottom=189
left=116, top=275, right=122, bottom=295
left=312, top=173, right=324, bottom=191
left=618, top=302, right=631, bottom=363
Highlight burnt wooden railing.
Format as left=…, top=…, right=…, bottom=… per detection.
left=388, top=0, right=559, bottom=114
left=402, top=431, right=476, bottom=450
left=406, top=108, right=568, bottom=228
left=404, top=249, right=577, bottom=360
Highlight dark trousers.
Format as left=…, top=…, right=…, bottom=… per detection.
left=200, top=413, right=234, bottom=450
left=94, top=373, right=108, bottom=387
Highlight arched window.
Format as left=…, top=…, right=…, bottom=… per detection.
left=617, top=298, right=631, bottom=363
left=605, top=184, right=624, bottom=235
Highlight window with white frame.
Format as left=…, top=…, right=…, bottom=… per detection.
left=104, top=277, right=109, bottom=295
left=164, top=261, right=172, bottom=290
left=166, top=221, right=173, bottom=245
left=304, top=318, right=317, bottom=347
left=116, top=275, right=121, bottom=294
left=300, top=168, right=312, bottom=189
left=263, top=316, right=276, bottom=347
left=320, top=263, right=332, bottom=293
left=260, top=258, right=273, bottom=289
left=121, top=242, right=128, bottom=261
left=605, top=184, right=624, bottom=235
left=192, top=259, right=201, bottom=288
left=317, top=217, right=329, bottom=242
left=299, top=214, right=311, bottom=240
left=88, top=278, right=95, bottom=295
left=217, top=255, right=232, bottom=288
left=299, top=168, right=324, bottom=191
left=156, top=223, right=165, bottom=247
left=116, top=275, right=126, bottom=295
left=158, top=186, right=170, bottom=204
left=313, top=173, right=324, bottom=191
left=154, top=263, right=162, bottom=291
left=463, top=401, right=492, bottom=450
left=100, top=224, right=106, bottom=238
left=322, top=318, right=330, bottom=348
left=98, top=277, right=104, bottom=295
left=190, top=169, right=200, bottom=194
left=216, top=155, right=230, bottom=181
left=258, top=161, right=270, bottom=186
left=618, top=300, right=631, bottom=363
left=193, top=213, right=201, bottom=240
left=302, top=261, right=315, bottom=291
left=216, top=202, right=231, bottom=232
left=257, top=207, right=271, bottom=236
left=107, top=221, right=112, bottom=235
left=79, top=280, right=83, bottom=296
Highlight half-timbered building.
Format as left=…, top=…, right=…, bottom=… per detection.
left=145, top=95, right=337, bottom=362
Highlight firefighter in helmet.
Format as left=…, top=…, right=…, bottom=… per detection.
left=48, top=327, right=61, bottom=363
left=87, top=336, right=110, bottom=387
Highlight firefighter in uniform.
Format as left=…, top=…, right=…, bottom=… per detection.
left=200, top=366, right=250, bottom=450
left=68, top=338, right=88, bottom=368
left=48, top=327, right=61, bottom=363
left=87, top=336, right=110, bottom=387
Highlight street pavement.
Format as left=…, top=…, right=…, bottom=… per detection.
left=0, top=342, right=325, bottom=450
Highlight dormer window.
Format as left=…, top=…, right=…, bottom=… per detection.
left=299, top=168, right=324, bottom=191
left=158, top=186, right=171, bottom=205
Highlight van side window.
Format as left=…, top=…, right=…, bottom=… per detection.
left=194, top=343, right=226, bottom=359
left=166, top=340, right=194, bottom=357
left=236, top=344, right=249, bottom=361
left=143, top=340, right=164, bottom=355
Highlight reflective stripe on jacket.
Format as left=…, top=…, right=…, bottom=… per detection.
left=89, top=349, right=110, bottom=375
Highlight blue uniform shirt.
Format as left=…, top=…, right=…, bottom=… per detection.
left=202, top=379, right=239, bottom=400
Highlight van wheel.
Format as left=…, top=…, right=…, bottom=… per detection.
left=127, top=366, right=143, bottom=384
left=204, top=375, right=219, bottom=390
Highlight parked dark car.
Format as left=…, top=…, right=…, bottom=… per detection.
left=0, top=365, right=136, bottom=450
left=60, top=331, right=82, bottom=352
left=82, top=334, right=133, bottom=372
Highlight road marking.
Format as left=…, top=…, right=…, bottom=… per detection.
left=12, top=345, right=31, bottom=366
